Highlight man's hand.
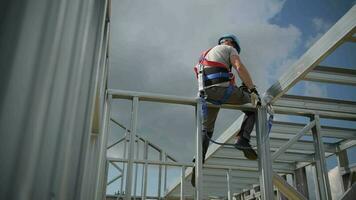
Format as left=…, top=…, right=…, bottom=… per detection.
left=249, top=87, right=261, bottom=107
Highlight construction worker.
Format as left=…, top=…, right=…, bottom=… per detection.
left=191, top=34, right=260, bottom=186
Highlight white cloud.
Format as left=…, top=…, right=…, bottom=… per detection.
left=312, top=18, right=328, bottom=31
left=305, top=17, right=332, bottom=48
left=304, top=82, right=328, bottom=97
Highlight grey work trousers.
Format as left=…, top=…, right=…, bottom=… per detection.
left=202, top=85, right=256, bottom=161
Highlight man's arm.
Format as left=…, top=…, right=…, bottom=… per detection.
left=230, top=54, right=255, bottom=89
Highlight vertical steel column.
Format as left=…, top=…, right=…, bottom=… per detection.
left=133, top=138, right=140, bottom=199
left=163, top=153, right=168, bottom=199
left=125, top=97, right=139, bottom=200
left=256, top=106, right=274, bottom=200
left=295, top=167, right=309, bottom=198
left=95, top=94, right=112, bottom=200
left=227, top=169, right=232, bottom=200
left=180, top=166, right=185, bottom=200
left=311, top=115, right=331, bottom=200
left=120, top=131, right=128, bottom=195
left=336, top=149, right=349, bottom=192
left=142, top=141, right=148, bottom=200
left=195, top=99, right=203, bottom=200
left=158, top=151, right=163, bottom=199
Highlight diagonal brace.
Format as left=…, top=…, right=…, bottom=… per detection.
left=272, top=120, right=316, bottom=161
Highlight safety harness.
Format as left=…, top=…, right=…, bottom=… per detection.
left=194, top=48, right=235, bottom=105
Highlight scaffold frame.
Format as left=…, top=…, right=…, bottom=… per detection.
left=102, top=4, right=356, bottom=200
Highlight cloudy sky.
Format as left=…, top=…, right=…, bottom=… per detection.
left=107, top=0, right=356, bottom=163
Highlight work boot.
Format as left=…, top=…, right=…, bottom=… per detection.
left=234, top=137, right=258, bottom=160
left=191, top=167, right=195, bottom=187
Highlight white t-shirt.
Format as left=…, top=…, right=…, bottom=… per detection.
left=205, top=44, right=239, bottom=87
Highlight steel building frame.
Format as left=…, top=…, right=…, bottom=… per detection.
left=103, top=4, right=356, bottom=200
left=1, top=0, right=354, bottom=200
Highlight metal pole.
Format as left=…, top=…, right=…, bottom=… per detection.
left=295, top=167, right=309, bottom=198
left=120, top=131, right=127, bottom=195
left=142, top=141, right=148, bottom=200
left=227, top=169, right=232, bottom=200
left=133, top=138, right=139, bottom=199
left=158, top=151, right=162, bottom=199
left=163, top=153, right=168, bottom=199
left=125, top=97, right=139, bottom=200
left=256, top=106, right=274, bottom=200
left=95, top=93, right=112, bottom=200
left=180, top=166, right=185, bottom=200
left=336, top=149, right=349, bottom=192
left=195, top=99, right=203, bottom=200
left=311, top=114, right=332, bottom=200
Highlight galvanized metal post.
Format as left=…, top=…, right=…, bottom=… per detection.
left=163, top=153, right=168, bottom=199
left=195, top=99, right=203, bottom=200
left=336, top=149, right=349, bottom=192
left=121, top=131, right=128, bottom=194
left=227, top=169, right=232, bottom=200
left=158, top=151, right=163, bottom=199
left=311, top=115, right=332, bottom=200
left=180, top=166, right=185, bottom=200
left=142, top=141, right=148, bottom=200
left=256, top=106, right=274, bottom=200
left=125, top=97, right=139, bottom=200
left=295, top=167, right=309, bottom=198
left=133, top=138, right=139, bottom=199
left=95, top=94, right=112, bottom=200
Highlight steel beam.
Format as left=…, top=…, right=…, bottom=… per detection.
left=272, top=172, right=307, bottom=200
left=338, top=140, right=356, bottom=151
left=125, top=97, right=139, bottom=200
left=271, top=121, right=356, bottom=140
left=110, top=157, right=292, bottom=199
left=214, top=148, right=314, bottom=162
left=202, top=175, right=259, bottom=185
left=311, top=115, right=332, bottom=200
left=264, top=5, right=356, bottom=104
left=108, top=89, right=356, bottom=120
left=277, top=95, right=356, bottom=115
left=304, top=65, right=356, bottom=86
left=247, top=136, right=336, bottom=153
left=206, top=157, right=295, bottom=172
left=109, top=89, right=255, bottom=111
left=256, top=106, right=274, bottom=200
left=273, top=106, right=356, bottom=121
left=202, top=169, right=261, bottom=178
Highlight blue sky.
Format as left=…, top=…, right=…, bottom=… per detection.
left=108, top=0, right=356, bottom=196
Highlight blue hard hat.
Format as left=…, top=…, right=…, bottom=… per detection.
left=218, top=34, right=241, bottom=53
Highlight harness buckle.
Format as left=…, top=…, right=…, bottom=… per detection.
left=228, top=72, right=234, bottom=80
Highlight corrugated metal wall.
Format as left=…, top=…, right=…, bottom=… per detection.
left=0, top=0, right=110, bottom=199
